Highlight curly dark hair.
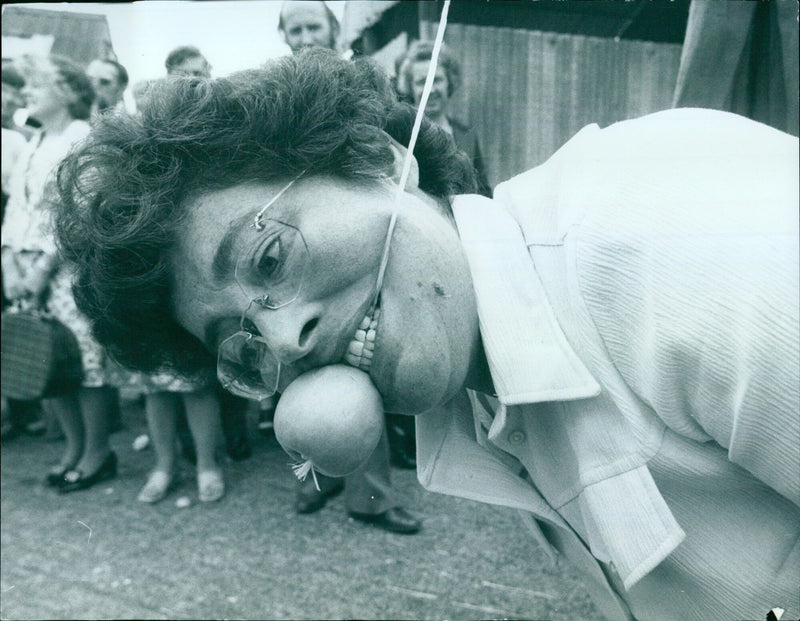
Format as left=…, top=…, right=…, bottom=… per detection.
left=55, top=48, right=478, bottom=375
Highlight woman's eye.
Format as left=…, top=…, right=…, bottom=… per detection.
left=241, top=317, right=259, bottom=336
left=256, top=237, right=282, bottom=279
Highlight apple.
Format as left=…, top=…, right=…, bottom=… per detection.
left=274, top=364, right=384, bottom=478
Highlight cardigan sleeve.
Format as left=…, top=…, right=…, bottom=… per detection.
left=572, top=110, right=800, bottom=508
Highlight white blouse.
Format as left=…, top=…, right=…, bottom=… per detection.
left=1, top=119, right=90, bottom=254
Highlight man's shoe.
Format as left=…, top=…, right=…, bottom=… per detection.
left=57, top=452, right=117, bottom=494
left=295, top=478, right=344, bottom=514
left=349, top=507, right=421, bottom=534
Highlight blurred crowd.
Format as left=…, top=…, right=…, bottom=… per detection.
left=1, top=0, right=491, bottom=537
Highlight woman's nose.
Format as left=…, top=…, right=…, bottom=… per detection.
left=250, top=304, right=321, bottom=365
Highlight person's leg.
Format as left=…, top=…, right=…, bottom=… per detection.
left=257, top=394, right=277, bottom=437
left=385, top=412, right=416, bottom=469
left=53, top=386, right=118, bottom=492
left=43, top=399, right=64, bottom=442
left=183, top=387, right=224, bottom=502
left=344, top=426, right=394, bottom=515
left=42, top=265, right=115, bottom=487
left=72, top=385, right=116, bottom=474
left=43, top=393, right=84, bottom=475
left=345, top=426, right=421, bottom=534
left=143, top=391, right=180, bottom=475
left=138, top=390, right=180, bottom=502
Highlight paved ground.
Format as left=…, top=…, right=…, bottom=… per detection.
left=1, top=400, right=598, bottom=620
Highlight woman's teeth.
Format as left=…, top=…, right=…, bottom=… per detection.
left=344, top=307, right=379, bottom=372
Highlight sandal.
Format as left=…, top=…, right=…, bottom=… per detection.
left=137, top=470, right=174, bottom=504
left=197, top=469, right=225, bottom=502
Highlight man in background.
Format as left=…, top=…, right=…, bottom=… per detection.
left=165, top=46, right=211, bottom=78
left=279, top=0, right=340, bottom=54
left=130, top=48, right=210, bottom=114
left=86, top=58, right=128, bottom=116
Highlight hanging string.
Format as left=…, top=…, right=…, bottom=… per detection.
left=369, top=0, right=451, bottom=314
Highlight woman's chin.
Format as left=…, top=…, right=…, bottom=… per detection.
left=371, top=364, right=451, bottom=415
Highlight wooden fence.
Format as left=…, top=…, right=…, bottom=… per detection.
left=435, top=22, right=683, bottom=188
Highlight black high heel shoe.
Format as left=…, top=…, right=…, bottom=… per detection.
left=57, top=452, right=117, bottom=494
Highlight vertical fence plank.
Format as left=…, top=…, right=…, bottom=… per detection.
left=436, top=22, right=682, bottom=183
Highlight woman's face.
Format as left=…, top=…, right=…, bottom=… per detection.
left=411, top=63, right=449, bottom=119
left=22, top=63, right=75, bottom=122
left=169, top=175, right=480, bottom=414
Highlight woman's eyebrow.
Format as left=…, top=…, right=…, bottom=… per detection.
left=211, top=227, right=236, bottom=284
left=211, top=176, right=303, bottom=283
left=211, top=212, right=251, bottom=283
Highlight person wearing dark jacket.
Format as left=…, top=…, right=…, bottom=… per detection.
left=397, top=40, right=491, bottom=197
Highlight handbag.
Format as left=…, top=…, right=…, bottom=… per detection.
left=1, top=301, right=83, bottom=400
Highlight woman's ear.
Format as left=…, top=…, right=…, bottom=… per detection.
left=386, top=135, right=420, bottom=190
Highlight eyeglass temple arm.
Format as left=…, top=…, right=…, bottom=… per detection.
left=253, top=169, right=308, bottom=231
left=368, top=0, right=451, bottom=316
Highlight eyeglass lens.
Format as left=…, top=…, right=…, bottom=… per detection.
left=217, top=332, right=280, bottom=399
left=234, top=220, right=308, bottom=309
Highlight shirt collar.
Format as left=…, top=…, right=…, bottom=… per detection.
left=452, top=194, right=600, bottom=405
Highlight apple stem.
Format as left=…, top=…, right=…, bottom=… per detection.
left=291, top=459, right=321, bottom=491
